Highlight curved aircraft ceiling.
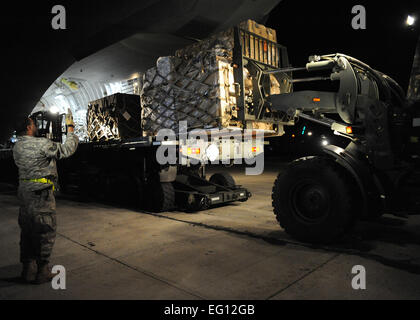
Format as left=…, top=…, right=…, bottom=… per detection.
left=61, top=33, right=194, bottom=83
left=0, top=0, right=281, bottom=141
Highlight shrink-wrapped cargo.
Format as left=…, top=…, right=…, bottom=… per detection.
left=87, top=93, right=141, bottom=142
left=141, top=20, right=291, bottom=136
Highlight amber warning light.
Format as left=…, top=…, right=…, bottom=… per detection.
left=187, top=147, right=200, bottom=155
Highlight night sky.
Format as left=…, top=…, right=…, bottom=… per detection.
left=266, top=0, right=420, bottom=92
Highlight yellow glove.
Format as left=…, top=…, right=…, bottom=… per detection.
left=65, top=108, right=75, bottom=127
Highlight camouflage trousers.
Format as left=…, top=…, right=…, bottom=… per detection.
left=17, top=187, right=56, bottom=264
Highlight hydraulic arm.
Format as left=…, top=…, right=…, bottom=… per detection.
left=268, top=53, right=412, bottom=170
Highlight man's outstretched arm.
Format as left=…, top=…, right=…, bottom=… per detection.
left=42, top=132, right=79, bottom=160
left=41, top=108, right=79, bottom=160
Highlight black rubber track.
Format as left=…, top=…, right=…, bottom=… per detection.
left=209, top=172, right=236, bottom=188
left=146, top=181, right=175, bottom=212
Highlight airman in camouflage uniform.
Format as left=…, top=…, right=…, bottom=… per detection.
left=13, top=111, right=78, bottom=284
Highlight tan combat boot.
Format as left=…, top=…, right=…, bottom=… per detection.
left=21, top=261, right=37, bottom=283
left=34, top=263, right=55, bottom=284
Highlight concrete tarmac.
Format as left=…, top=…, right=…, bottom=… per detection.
left=1, top=159, right=420, bottom=299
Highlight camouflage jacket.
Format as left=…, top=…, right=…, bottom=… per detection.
left=13, top=133, right=79, bottom=191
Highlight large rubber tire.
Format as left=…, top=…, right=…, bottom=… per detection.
left=209, top=172, right=236, bottom=188
left=146, top=181, right=175, bottom=212
left=272, top=157, right=356, bottom=243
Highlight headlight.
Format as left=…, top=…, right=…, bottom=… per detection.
left=49, top=105, right=60, bottom=114
left=206, top=144, right=219, bottom=162
left=406, top=15, right=415, bottom=26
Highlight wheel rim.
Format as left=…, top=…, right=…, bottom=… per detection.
left=290, top=180, right=331, bottom=223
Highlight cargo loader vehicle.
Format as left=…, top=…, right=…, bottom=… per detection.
left=217, top=25, right=420, bottom=243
